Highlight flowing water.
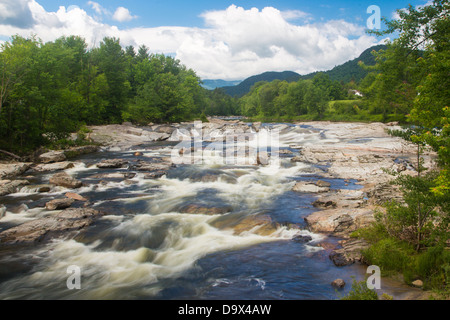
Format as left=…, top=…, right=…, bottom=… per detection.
left=0, top=123, right=371, bottom=300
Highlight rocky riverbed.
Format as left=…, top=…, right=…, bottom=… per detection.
left=0, top=120, right=434, bottom=300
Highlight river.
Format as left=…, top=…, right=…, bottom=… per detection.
left=0, top=122, right=417, bottom=300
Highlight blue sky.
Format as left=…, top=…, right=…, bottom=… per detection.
left=36, top=0, right=421, bottom=28
left=0, top=1, right=432, bottom=80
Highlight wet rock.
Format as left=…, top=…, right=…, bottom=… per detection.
left=292, top=235, right=313, bottom=243
left=144, top=171, right=166, bottom=179
left=39, top=151, right=67, bottom=164
left=45, top=198, right=75, bottom=210
left=33, top=161, right=75, bottom=172
left=155, top=125, right=176, bottom=135
left=180, top=204, right=232, bottom=215
left=231, top=215, right=279, bottom=236
left=0, top=163, right=31, bottom=179
left=256, top=151, right=270, bottom=165
left=252, top=122, right=262, bottom=132
left=0, top=208, right=104, bottom=244
left=65, top=192, right=88, bottom=202
left=131, top=161, right=173, bottom=172
left=0, top=180, right=30, bottom=196
left=89, top=172, right=136, bottom=180
left=329, top=239, right=370, bottom=266
left=312, top=199, right=337, bottom=209
left=22, top=184, right=53, bottom=193
left=316, top=180, right=331, bottom=188
left=97, top=159, right=129, bottom=169
left=292, top=181, right=330, bottom=193
left=147, top=132, right=171, bottom=141
left=0, top=205, right=6, bottom=219
left=49, top=172, right=82, bottom=189
left=305, top=208, right=374, bottom=235
left=331, top=279, right=346, bottom=289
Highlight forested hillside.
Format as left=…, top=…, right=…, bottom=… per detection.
left=301, top=44, right=386, bottom=83
left=0, top=36, right=230, bottom=153
left=221, top=71, right=300, bottom=97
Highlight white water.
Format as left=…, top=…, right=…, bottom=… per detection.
left=0, top=123, right=333, bottom=300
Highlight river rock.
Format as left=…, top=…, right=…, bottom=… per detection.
left=412, top=280, right=424, bottom=288
left=0, top=205, right=6, bottom=219
left=0, top=180, right=30, bottom=196
left=49, top=172, right=82, bottom=189
left=231, top=215, right=279, bottom=236
left=144, top=171, right=166, bottom=179
left=33, top=161, right=75, bottom=172
left=21, top=184, right=53, bottom=193
left=256, top=151, right=270, bottom=165
left=0, top=208, right=103, bottom=244
left=0, top=163, right=31, bottom=179
left=292, top=235, right=313, bottom=243
left=39, top=151, right=67, bottom=164
left=305, top=208, right=374, bottom=235
left=155, top=125, right=176, bottom=135
left=45, top=198, right=75, bottom=210
left=97, top=159, right=129, bottom=168
left=331, top=279, right=346, bottom=289
left=180, top=204, right=232, bottom=215
left=329, top=239, right=370, bottom=266
left=65, top=192, right=88, bottom=201
left=293, top=181, right=330, bottom=193
left=131, top=161, right=173, bottom=172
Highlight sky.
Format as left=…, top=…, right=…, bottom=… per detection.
left=0, top=0, right=432, bottom=80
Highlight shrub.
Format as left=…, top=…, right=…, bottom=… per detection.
left=340, top=278, right=378, bottom=300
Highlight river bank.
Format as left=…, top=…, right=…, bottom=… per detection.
left=0, top=120, right=436, bottom=299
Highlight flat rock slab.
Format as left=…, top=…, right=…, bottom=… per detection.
left=0, top=163, right=31, bottom=179
left=49, top=172, right=82, bottom=189
left=0, top=180, right=30, bottom=196
left=39, top=151, right=67, bottom=164
left=33, top=161, right=75, bottom=172
left=45, top=198, right=75, bottom=210
left=0, top=208, right=103, bottom=244
left=305, top=208, right=375, bottom=235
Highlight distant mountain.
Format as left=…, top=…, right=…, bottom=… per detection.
left=201, top=79, right=242, bottom=90
left=217, top=44, right=386, bottom=97
left=221, top=71, right=301, bottom=97
left=300, top=44, right=387, bottom=83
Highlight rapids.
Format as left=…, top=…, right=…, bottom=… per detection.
left=0, top=123, right=377, bottom=300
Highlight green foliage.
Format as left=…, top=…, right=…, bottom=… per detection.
left=0, top=35, right=209, bottom=153
left=362, top=239, right=415, bottom=276
left=340, top=278, right=378, bottom=300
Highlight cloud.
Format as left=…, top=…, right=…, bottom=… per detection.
left=87, top=1, right=108, bottom=15
left=0, top=2, right=381, bottom=80
left=0, top=0, right=35, bottom=28
left=112, top=7, right=137, bottom=22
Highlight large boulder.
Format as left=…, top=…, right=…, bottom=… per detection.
left=39, top=151, right=67, bottom=164
left=0, top=180, right=30, bottom=196
left=33, top=161, right=75, bottom=172
left=45, top=198, right=75, bottom=210
left=293, top=181, right=330, bottom=193
left=49, top=172, right=82, bottom=189
left=329, top=239, right=370, bottom=266
left=96, top=159, right=129, bottom=169
left=0, top=208, right=103, bottom=244
left=0, top=163, right=31, bottom=179
left=304, top=208, right=374, bottom=236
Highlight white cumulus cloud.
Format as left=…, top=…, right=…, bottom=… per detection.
left=0, top=1, right=383, bottom=80
left=112, top=7, right=137, bottom=22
